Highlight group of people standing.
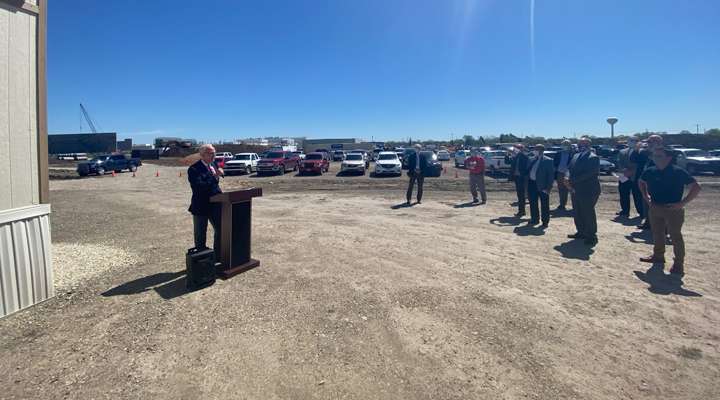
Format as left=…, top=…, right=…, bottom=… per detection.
left=402, top=135, right=702, bottom=277
left=505, top=138, right=601, bottom=245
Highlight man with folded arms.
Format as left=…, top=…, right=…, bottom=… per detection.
left=527, top=144, right=555, bottom=228
left=638, top=147, right=701, bottom=276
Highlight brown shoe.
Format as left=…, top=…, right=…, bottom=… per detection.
left=640, top=255, right=665, bottom=263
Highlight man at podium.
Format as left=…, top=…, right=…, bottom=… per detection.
left=187, top=144, right=223, bottom=250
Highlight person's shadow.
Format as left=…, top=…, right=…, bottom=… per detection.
left=553, top=240, right=594, bottom=260
left=391, top=202, right=414, bottom=209
left=612, top=215, right=642, bottom=227
left=101, top=270, right=193, bottom=300
left=454, top=201, right=480, bottom=209
left=550, top=208, right=573, bottom=218
left=489, top=216, right=525, bottom=227
left=634, top=264, right=701, bottom=296
left=625, top=229, right=653, bottom=244
left=513, top=224, right=546, bottom=236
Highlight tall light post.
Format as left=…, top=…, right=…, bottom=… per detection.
left=606, top=117, right=618, bottom=139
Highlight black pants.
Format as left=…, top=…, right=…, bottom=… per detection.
left=571, top=191, right=599, bottom=239
left=514, top=176, right=528, bottom=213
left=619, top=179, right=644, bottom=218
left=528, top=180, right=550, bottom=225
left=193, top=205, right=221, bottom=250
left=555, top=172, right=568, bottom=209
left=406, top=172, right=425, bottom=203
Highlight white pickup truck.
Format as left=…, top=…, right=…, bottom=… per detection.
left=482, top=150, right=511, bottom=174
left=223, top=153, right=260, bottom=175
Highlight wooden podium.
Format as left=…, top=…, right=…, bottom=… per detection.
left=210, top=187, right=262, bottom=279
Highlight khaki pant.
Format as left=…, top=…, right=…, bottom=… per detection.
left=649, top=205, right=685, bottom=266
left=469, top=173, right=486, bottom=202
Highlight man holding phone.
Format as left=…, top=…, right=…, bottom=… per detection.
left=464, top=149, right=487, bottom=204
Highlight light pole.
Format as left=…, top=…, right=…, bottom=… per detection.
left=606, top=117, right=618, bottom=139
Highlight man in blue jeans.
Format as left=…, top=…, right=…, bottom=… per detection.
left=188, top=144, right=223, bottom=250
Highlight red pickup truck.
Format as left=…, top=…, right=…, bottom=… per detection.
left=299, top=152, right=330, bottom=175
left=256, top=151, right=300, bottom=175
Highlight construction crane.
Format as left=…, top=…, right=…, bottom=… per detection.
left=79, top=103, right=99, bottom=133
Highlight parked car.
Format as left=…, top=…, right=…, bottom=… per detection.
left=332, top=150, right=345, bottom=161
left=482, top=150, right=511, bottom=174
left=348, top=150, right=370, bottom=168
left=340, top=153, right=366, bottom=175
left=214, top=152, right=233, bottom=168
left=420, top=151, right=442, bottom=177
left=673, top=148, right=720, bottom=175
left=77, top=154, right=141, bottom=176
left=299, top=152, right=330, bottom=175
left=256, top=151, right=300, bottom=175
left=223, top=153, right=259, bottom=175
left=599, top=159, right=616, bottom=175
left=374, top=151, right=402, bottom=176
left=454, top=149, right=472, bottom=168
left=437, top=149, right=451, bottom=161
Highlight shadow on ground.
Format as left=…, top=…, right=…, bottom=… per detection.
left=634, top=264, right=701, bottom=297
left=489, top=216, right=525, bottom=227
left=553, top=240, right=594, bottom=260
left=101, top=270, right=198, bottom=300
left=513, top=224, right=546, bottom=236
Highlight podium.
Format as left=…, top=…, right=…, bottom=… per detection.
left=210, top=187, right=263, bottom=279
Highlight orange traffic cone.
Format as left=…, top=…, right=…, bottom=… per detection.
left=178, top=171, right=182, bottom=177
left=156, top=170, right=160, bottom=177
left=111, top=171, right=116, bottom=177
left=454, top=169, right=458, bottom=178
left=132, top=171, right=136, bottom=177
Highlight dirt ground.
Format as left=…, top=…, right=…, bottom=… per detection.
left=1, top=161, right=719, bottom=399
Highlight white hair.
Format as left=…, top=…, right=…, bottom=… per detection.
left=198, top=144, right=216, bottom=155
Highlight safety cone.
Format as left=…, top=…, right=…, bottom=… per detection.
left=156, top=170, right=160, bottom=177
left=178, top=172, right=182, bottom=177
left=132, top=171, right=136, bottom=177
left=111, top=171, right=116, bottom=177
left=454, top=169, right=459, bottom=179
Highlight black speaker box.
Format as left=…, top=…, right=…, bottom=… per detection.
left=185, top=248, right=217, bottom=291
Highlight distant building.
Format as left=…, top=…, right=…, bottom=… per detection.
left=117, top=138, right=132, bottom=152
left=1, top=0, right=52, bottom=318
left=48, top=132, right=117, bottom=154
left=303, top=138, right=374, bottom=153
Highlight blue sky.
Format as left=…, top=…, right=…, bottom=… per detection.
left=48, top=0, right=720, bottom=143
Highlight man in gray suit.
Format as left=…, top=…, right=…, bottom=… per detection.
left=527, top=144, right=555, bottom=228
left=565, top=137, right=601, bottom=246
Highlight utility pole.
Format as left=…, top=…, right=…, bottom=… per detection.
left=696, top=124, right=701, bottom=134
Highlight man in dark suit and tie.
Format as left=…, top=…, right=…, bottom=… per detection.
left=527, top=144, right=555, bottom=228
left=616, top=138, right=644, bottom=218
left=188, top=144, right=223, bottom=250
left=406, top=144, right=429, bottom=205
left=552, top=140, right=574, bottom=210
left=566, top=137, right=601, bottom=246
left=505, top=144, right=530, bottom=217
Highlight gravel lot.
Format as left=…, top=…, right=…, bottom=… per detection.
left=1, top=160, right=719, bottom=399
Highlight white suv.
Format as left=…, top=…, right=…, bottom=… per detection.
left=224, top=153, right=259, bottom=175
left=454, top=150, right=472, bottom=168
left=374, top=151, right=402, bottom=176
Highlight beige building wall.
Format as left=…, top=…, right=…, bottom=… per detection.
left=0, top=2, right=40, bottom=211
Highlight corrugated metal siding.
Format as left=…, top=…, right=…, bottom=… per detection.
left=0, top=3, right=39, bottom=211
left=0, top=204, right=53, bottom=318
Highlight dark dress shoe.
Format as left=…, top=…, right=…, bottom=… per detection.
left=555, top=206, right=566, bottom=211
left=616, top=211, right=629, bottom=216
left=567, top=233, right=584, bottom=239
left=515, top=212, right=526, bottom=217
left=584, top=237, right=598, bottom=246
left=541, top=223, right=549, bottom=229
left=669, top=264, right=685, bottom=276
left=640, top=256, right=665, bottom=263
left=637, top=222, right=650, bottom=230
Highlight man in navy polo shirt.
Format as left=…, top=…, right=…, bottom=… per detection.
left=638, top=147, right=701, bottom=276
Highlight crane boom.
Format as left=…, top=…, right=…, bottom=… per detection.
left=79, top=103, right=98, bottom=133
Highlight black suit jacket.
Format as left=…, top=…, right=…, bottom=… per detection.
left=406, top=152, right=429, bottom=176
left=569, top=151, right=600, bottom=197
left=505, top=152, right=529, bottom=180
left=188, top=160, right=222, bottom=216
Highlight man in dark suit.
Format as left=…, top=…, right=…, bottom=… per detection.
left=616, top=138, right=644, bottom=218
left=566, top=137, right=601, bottom=246
left=505, top=144, right=529, bottom=216
left=553, top=140, right=574, bottom=210
left=406, top=144, right=429, bottom=205
left=527, top=144, right=555, bottom=228
left=188, top=144, right=223, bottom=250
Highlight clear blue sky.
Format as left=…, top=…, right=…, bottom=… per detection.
left=48, top=0, right=720, bottom=143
